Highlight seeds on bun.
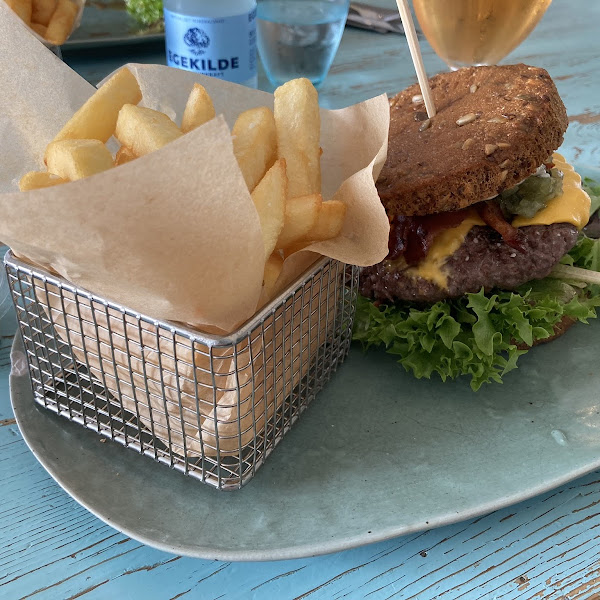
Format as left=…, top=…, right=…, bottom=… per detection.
left=377, top=64, right=568, bottom=216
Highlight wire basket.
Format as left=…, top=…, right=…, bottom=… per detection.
left=5, top=251, right=358, bottom=490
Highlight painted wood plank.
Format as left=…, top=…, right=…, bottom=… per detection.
left=2, top=408, right=599, bottom=600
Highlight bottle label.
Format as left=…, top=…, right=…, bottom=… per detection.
left=164, top=7, right=257, bottom=84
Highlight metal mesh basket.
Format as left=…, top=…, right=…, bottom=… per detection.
left=5, top=251, right=358, bottom=490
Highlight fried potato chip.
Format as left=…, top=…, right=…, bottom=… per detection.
left=31, top=0, right=57, bottom=26
left=181, top=83, right=215, bottom=133
left=251, top=159, right=287, bottom=260
left=276, top=193, right=322, bottom=251
left=19, top=171, right=67, bottom=191
left=45, top=139, right=114, bottom=181
left=49, top=68, right=142, bottom=150
left=274, top=78, right=321, bottom=198
left=232, top=106, right=277, bottom=193
left=45, top=0, right=78, bottom=45
left=115, top=104, right=183, bottom=157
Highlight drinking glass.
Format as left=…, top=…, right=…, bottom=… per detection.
left=256, top=0, right=350, bottom=88
left=413, top=0, right=552, bottom=70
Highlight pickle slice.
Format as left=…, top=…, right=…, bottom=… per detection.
left=499, top=167, right=563, bottom=218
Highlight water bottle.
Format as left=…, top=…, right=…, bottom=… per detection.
left=163, top=0, right=258, bottom=88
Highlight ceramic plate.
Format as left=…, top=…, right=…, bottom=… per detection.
left=10, top=164, right=600, bottom=561
left=10, top=306, right=600, bottom=561
left=64, top=0, right=163, bottom=49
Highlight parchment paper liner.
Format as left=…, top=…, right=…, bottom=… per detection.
left=0, top=15, right=390, bottom=460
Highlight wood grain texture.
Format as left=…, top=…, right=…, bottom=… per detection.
left=1, top=417, right=599, bottom=600
left=3, top=0, right=600, bottom=597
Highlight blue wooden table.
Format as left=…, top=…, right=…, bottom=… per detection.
left=2, top=1, right=600, bottom=598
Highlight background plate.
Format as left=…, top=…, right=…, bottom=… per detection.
left=10, top=305, right=600, bottom=561
left=64, top=0, right=163, bottom=49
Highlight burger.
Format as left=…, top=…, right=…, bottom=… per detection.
left=354, top=64, right=600, bottom=390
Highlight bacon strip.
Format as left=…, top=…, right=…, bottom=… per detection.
left=387, top=208, right=474, bottom=265
left=476, top=201, right=525, bottom=252
left=387, top=200, right=526, bottom=265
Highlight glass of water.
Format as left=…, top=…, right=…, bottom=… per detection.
left=256, top=0, right=350, bottom=88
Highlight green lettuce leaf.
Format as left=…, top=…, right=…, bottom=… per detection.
left=353, top=178, right=600, bottom=391
left=584, top=177, right=600, bottom=216
left=561, top=234, right=600, bottom=272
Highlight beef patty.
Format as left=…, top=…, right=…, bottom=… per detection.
left=359, top=223, right=578, bottom=303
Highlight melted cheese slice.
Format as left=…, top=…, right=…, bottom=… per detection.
left=408, top=154, right=590, bottom=289
left=512, top=153, right=591, bottom=229
left=406, top=210, right=485, bottom=288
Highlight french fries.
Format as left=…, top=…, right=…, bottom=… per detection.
left=19, top=171, right=67, bottom=191
left=276, top=193, right=322, bottom=250
left=7, top=0, right=78, bottom=45
left=115, top=105, right=183, bottom=157
left=29, top=22, right=47, bottom=37
left=6, top=0, right=32, bottom=23
left=261, top=252, right=284, bottom=304
left=232, top=107, right=277, bottom=193
left=181, top=83, right=216, bottom=133
left=45, top=139, right=114, bottom=181
left=114, top=145, right=137, bottom=166
left=251, top=159, right=287, bottom=259
left=44, top=0, right=77, bottom=45
left=31, top=0, right=57, bottom=25
left=274, top=78, right=321, bottom=199
left=304, top=200, right=346, bottom=242
left=50, top=68, right=142, bottom=149
left=276, top=200, right=347, bottom=258
left=20, top=71, right=346, bottom=306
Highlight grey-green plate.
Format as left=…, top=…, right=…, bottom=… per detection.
left=64, top=0, right=163, bottom=50
left=10, top=309, right=600, bottom=561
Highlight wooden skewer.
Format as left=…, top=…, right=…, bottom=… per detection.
left=395, top=0, right=436, bottom=118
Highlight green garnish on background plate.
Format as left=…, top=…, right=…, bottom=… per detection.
left=125, top=0, right=163, bottom=28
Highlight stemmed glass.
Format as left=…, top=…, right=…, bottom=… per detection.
left=412, top=0, right=552, bottom=70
